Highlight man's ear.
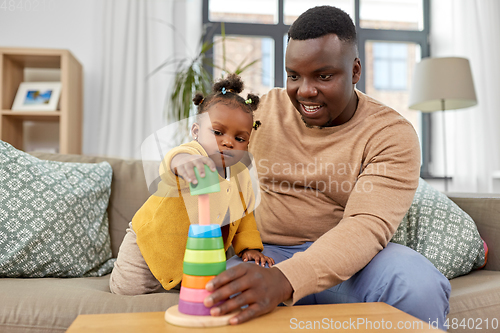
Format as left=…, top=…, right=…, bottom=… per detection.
left=352, top=58, right=361, bottom=84
left=191, top=123, right=200, bottom=140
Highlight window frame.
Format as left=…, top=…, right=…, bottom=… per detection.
left=371, top=42, right=409, bottom=91
left=202, top=0, right=432, bottom=176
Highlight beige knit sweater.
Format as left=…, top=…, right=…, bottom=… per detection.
left=249, top=88, right=421, bottom=303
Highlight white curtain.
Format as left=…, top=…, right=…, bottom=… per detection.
left=430, top=0, right=500, bottom=193
left=94, top=0, right=202, bottom=159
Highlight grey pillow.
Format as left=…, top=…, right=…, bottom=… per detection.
left=0, top=141, right=115, bottom=277
left=391, top=178, right=486, bottom=279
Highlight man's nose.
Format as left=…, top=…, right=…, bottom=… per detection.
left=297, top=79, right=318, bottom=98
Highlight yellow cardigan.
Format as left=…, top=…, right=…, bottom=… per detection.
left=132, top=141, right=263, bottom=290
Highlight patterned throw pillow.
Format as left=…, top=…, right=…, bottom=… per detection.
left=0, top=141, right=115, bottom=277
left=391, top=178, right=486, bottom=279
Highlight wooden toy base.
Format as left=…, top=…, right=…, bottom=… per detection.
left=165, top=305, right=240, bottom=328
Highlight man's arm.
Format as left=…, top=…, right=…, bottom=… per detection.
left=205, top=119, right=420, bottom=323
left=273, top=119, right=421, bottom=303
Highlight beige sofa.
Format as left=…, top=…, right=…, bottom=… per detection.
left=0, top=153, right=499, bottom=333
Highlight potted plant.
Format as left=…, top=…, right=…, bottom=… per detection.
left=149, top=23, right=259, bottom=125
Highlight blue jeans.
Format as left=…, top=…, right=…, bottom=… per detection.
left=227, top=242, right=451, bottom=330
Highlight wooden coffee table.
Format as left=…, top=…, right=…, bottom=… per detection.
left=66, top=302, right=443, bottom=332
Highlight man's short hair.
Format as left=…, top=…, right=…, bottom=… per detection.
left=287, top=6, right=357, bottom=44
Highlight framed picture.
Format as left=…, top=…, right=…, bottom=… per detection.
left=12, top=82, right=62, bottom=111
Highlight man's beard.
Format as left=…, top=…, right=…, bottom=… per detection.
left=300, top=115, right=336, bottom=129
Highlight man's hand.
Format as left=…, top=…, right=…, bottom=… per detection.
left=204, top=264, right=293, bottom=325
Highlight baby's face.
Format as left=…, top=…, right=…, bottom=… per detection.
left=194, top=104, right=253, bottom=169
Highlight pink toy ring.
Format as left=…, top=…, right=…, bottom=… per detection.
left=177, top=299, right=223, bottom=316
left=179, top=286, right=212, bottom=303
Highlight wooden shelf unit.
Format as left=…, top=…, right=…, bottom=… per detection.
left=0, top=47, right=83, bottom=154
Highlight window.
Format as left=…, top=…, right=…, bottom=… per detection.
left=359, top=0, right=424, bottom=30
left=203, top=0, right=431, bottom=175
left=261, top=38, right=273, bottom=86
left=366, top=41, right=422, bottom=137
left=212, top=35, right=275, bottom=95
left=208, top=0, right=279, bottom=24
left=372, top=42, right=409, bottom=90
left=284, top=0, right=354, bottom=25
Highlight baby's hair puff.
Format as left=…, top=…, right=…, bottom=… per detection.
left=193, top=74, right=261, bottom=127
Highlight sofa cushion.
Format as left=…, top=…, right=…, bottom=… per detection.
left=29, top=152, right=153, bottom=258
left=0, top=275, right=179, bottom=333
left=448, top=270, right=500, bottom=331
left=448, top=193, right=500, bottom=272
left=0, top=141, right=114, bottom=277
left=391, top=178, right=486, bottom=279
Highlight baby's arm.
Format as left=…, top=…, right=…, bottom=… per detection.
left=240, top=249, right=275, bottom=267
left=170, top=154, right=216, bottom=184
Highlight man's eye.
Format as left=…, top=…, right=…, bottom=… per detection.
left=287, top=74, right=298, bottom=81
left=319, top=74, right=332, bottom=80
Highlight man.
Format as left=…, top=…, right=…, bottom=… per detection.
left=203, top=6, right=451, bottom=329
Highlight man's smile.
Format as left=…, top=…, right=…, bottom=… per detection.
left=300, top=103, right=324, bottom=116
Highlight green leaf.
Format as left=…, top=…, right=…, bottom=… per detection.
left=235, top=59, right=260, bottom=75
left=161, top=21, right=258, bottom=125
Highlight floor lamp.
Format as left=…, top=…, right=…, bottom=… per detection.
left=408, top=57, right=477, bottom=192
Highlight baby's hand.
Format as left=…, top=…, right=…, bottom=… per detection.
left=170, top=154, right=216, bottom=184
left=241, top=249, right=275, bottom=267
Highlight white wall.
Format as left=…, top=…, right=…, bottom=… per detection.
left=429, top=0, right=500, bottom=193
left=0, top=0, right=104, bottom=154
left=0, top=0, right=203, bottom=157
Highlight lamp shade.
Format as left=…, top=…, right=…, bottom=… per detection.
left=408, top=57, right=477, bottom=112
